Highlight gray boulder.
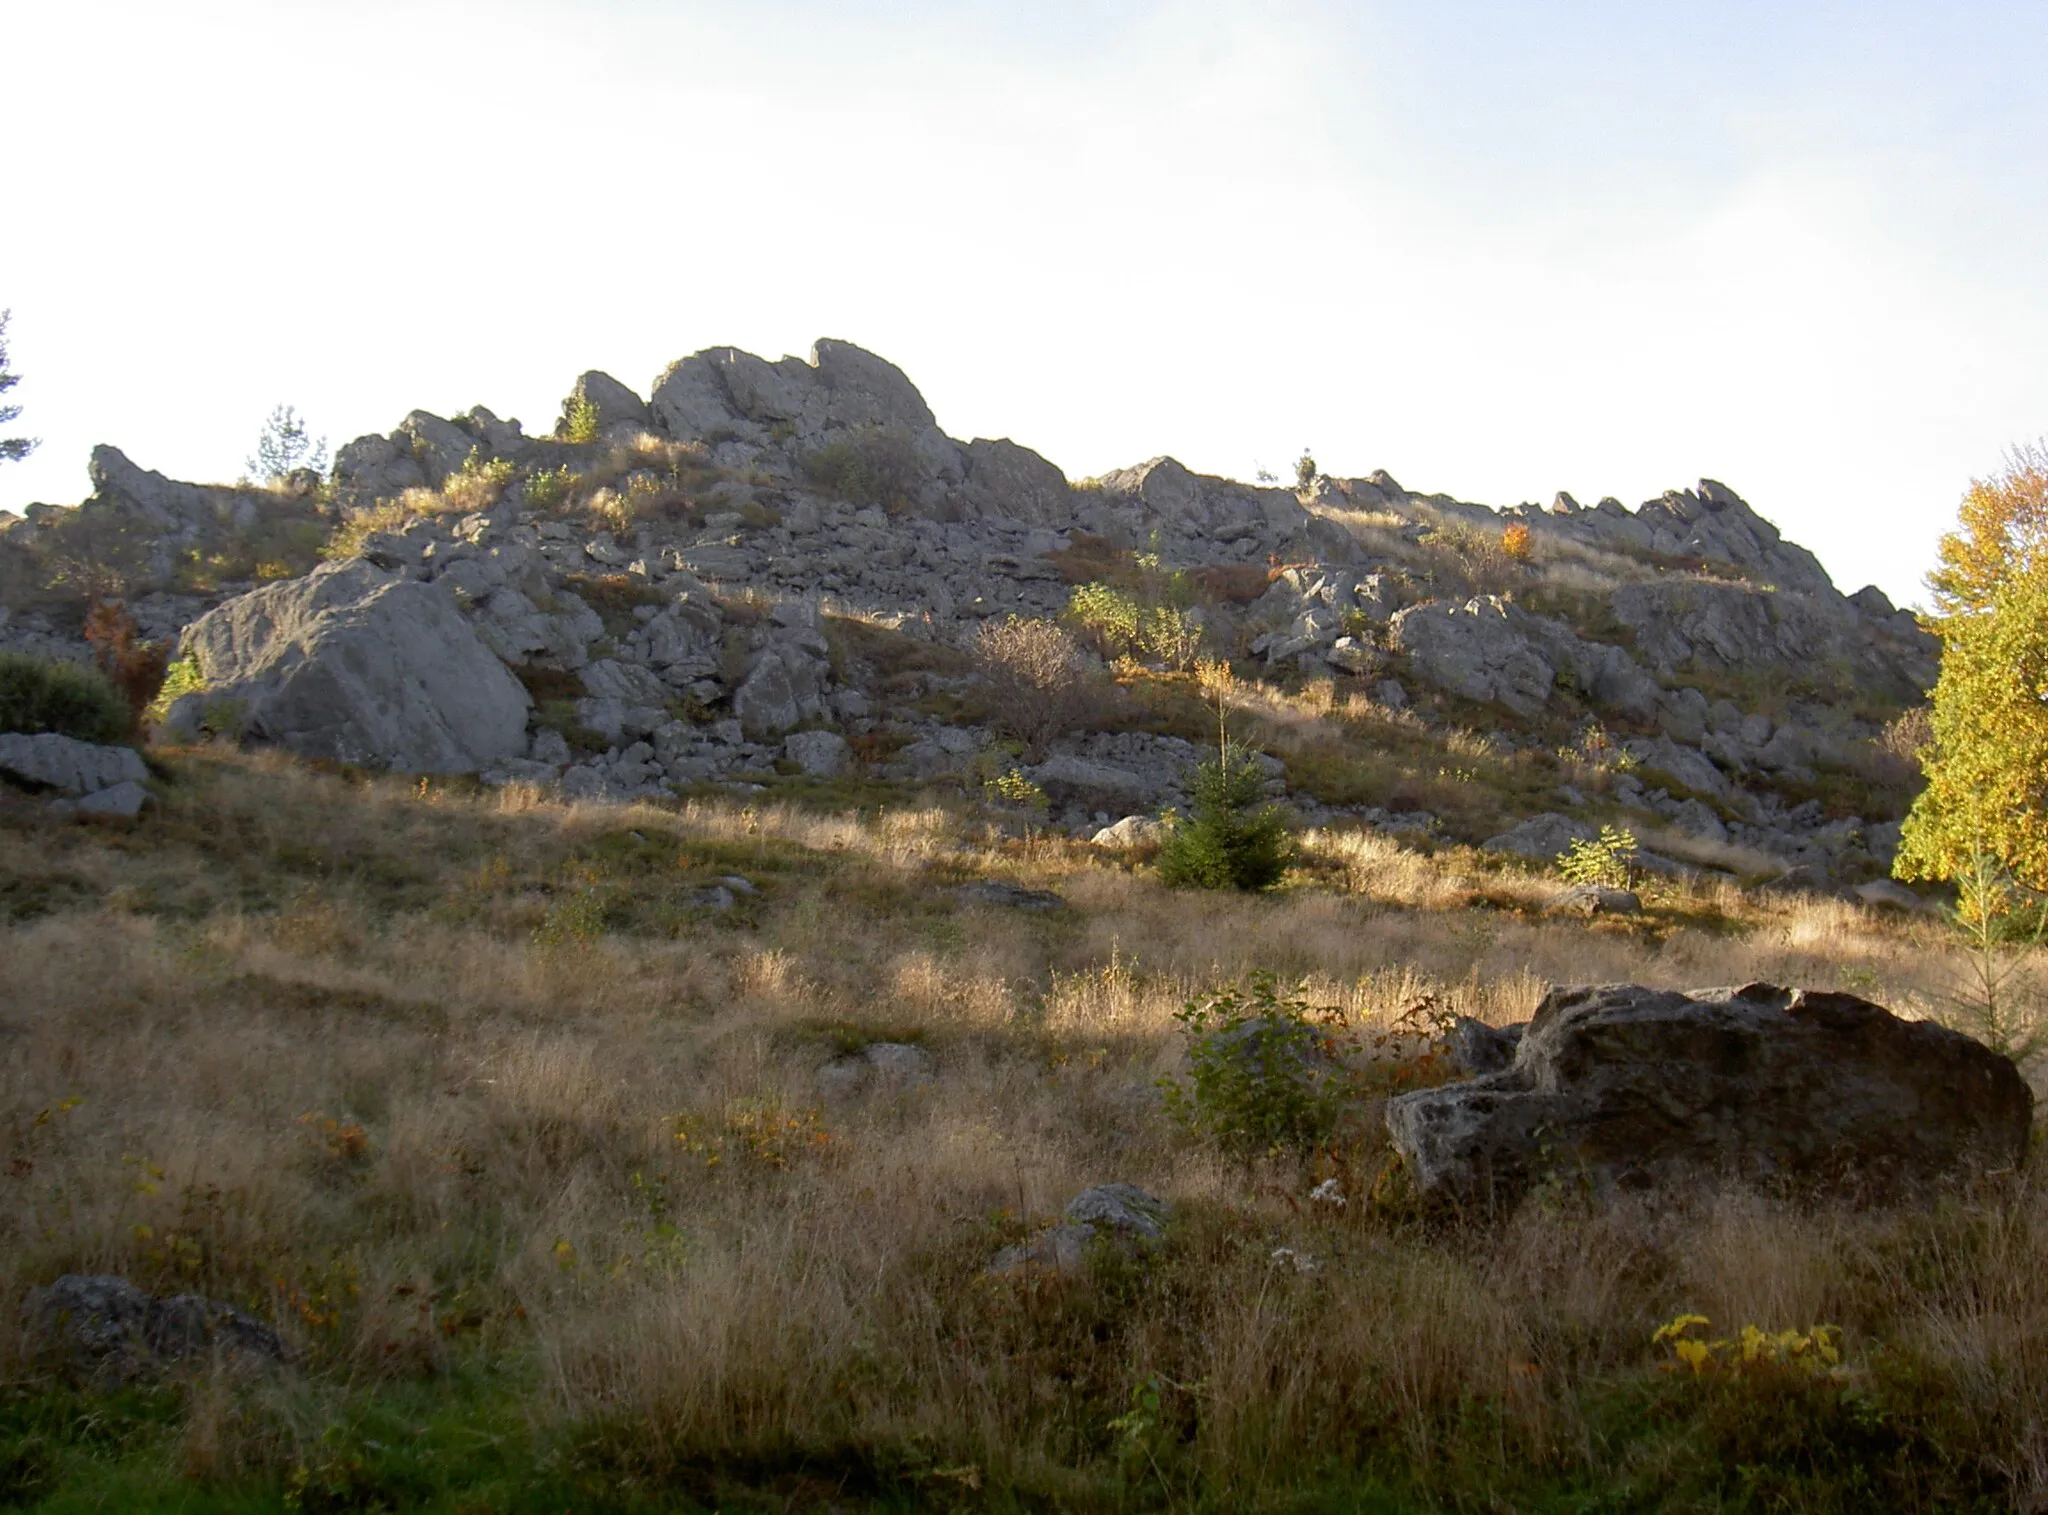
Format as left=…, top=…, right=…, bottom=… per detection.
left=1481, top=812, right=1597, bottom=861
left=1445, top=1017, right=1524, bottom=1077
left=989, top=1183, right=1171, bottom=1276
left=1389, top=596, right=1556, bottom=717
left=783, top=729, right=849, bottom=777
left=817, top=1041, right=934, bottom=1101
left=561, top=370, right=649, bottom=435
left=1386, top=982, right=2033, bottom=1211
left=957, top=438, right=1072, bottom=526
left=952, top=880, right=1066, bottom=911
left=181, top=559, right=532, bottom=772
left=66, top=780, right=151, bottom=819
left=0, top=733, right=148, bottom=794
left=1853, top=878, right=1936, bottom=914
left=22, top=1274, right=288, bottom=1382
left=1028, top=754, right=1154, bottom=810
left=1091, top=815, right=1166, bottom=849
left=1545, top=884, right=1642, bottom=917
left=732, top=645, right=826, bottom=739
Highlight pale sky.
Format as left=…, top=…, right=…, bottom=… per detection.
left=5, top=1, right=2045, bottom=610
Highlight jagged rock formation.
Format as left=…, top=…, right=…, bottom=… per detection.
left=1386, top=983, right=2032, bottom=1210
left=0, top=337, right=1939, bottom=879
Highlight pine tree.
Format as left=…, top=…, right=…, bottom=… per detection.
left=246, top=404, right=328, bottom=483
left=0, top=310, right=37, bottom=465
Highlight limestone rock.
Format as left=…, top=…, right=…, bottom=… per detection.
left=22, top=1274, right=289, bottom=1381
left=1480, top=813, right=1597, bottom=862
left=783, top=729, right=849, bottom=777
left=732, top=645, right=825, bottom=739
left=957, top=438, right=1071, bottom=526
left=1545, top=884, right=1642, bottom=917
left=181, top=559, right=532, bottom=772
left=1386, top=983, right=2032, bottom=1210
left=1853, top=878, right=1935, bottom=914
left=1091, top=815, right=1166, bottom=849
left=66, top=780, right=152, bottom=819
left=0, top=733, right=148, bottom=794
left=817, top=1041, right=934, bottom=1101
left=952, top=880, right=1066, bottom=911
left=1389, top=597, right=1556, bottom=717
left=1445, top=1017, right=1524, bottom=1077
left=561, top=370, right=649, bottom=435
left=1063, top=1182, right=1170, bottom=1243
left=988, top=1183, right=1170, bottom=1276
left=1028, top=754, right=1154, bottom=810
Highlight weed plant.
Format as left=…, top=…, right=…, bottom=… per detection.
left=0, top=651, right=132, bottom=743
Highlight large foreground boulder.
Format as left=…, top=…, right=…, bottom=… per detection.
left=182, top=559, right=531, bottom=772
left=1386, top=983, right=2032, bottom=1210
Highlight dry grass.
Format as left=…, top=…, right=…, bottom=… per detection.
left=0, top=752, right=2042, bottom=1508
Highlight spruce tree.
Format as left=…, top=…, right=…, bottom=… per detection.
left=1158, top=739, right=1292, bottom=890
left=1159, top=660, right=1291, bottom=891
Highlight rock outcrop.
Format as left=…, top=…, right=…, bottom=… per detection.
left=181, top=559, right=531, bottom=772
left=0, top=337, right=1941, bottom=870
left=1386, top=983, right=2032, bottom=1211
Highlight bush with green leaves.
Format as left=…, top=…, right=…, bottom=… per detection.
left=0, top=651, right=133, bottom=743
left=803, top=426, right=923, bottom=511
left=1158, top=741, right=1291, bottom=891
left=524, top=465, right=575, bottom=512
left=561, top=395, right=601, bottom=446
left=1065, top=581, right=1205, bottom=670
left=1159, top=974, right=1359, bottom=1159
left=1557, top=825, right=1638, bottom=888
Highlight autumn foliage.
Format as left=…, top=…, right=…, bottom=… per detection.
left=1899, top=442, right=2048, bottom=892
left=83, top=599, right=172, bottom=737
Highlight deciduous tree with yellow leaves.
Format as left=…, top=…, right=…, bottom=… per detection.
left=1897, top=442, right=2048, bottom=892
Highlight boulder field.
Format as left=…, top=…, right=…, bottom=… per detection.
left=0, top=338, right=1936, bottom=882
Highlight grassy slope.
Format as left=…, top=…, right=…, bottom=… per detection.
left=0, top=753, right=2034, bottom=1513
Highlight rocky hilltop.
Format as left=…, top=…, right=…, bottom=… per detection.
left=0, top=339, right=1936, bottom=884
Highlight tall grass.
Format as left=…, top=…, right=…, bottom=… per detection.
left=0, top=751, right=2039, bottom=1509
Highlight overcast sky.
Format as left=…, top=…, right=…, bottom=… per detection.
left=5, top=0, right=2044, bottom=609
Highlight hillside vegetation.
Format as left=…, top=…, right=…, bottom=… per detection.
left=3, top=342, right=2040, bottom=1511
left=2, top=754, right=2045, bottom=1512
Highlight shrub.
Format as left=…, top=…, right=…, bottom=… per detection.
left=1294, top=449, right=1317, bottom=490
left=1159, top=741, right=1291, bottom=891
left=525, top=465, right=575, bottom=513
left=1557, top=825, right=1638, bottom=888
left=1065, top=583, right=1205, bottom=669
left=1066, top=582, right=1142, bottom=657
left=971, top=616, right=1093, bottom=759
left=83, top=599, right=171, bottom=733
left=0, top=650, right=132, bottom=743
left=561, top=395, right=601, bottom=446
left=1159, top=974, right=1359, bottom=1159
left=803, top=426, right=923, bottom=511
left=442, top=449, right=516, bottom=514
